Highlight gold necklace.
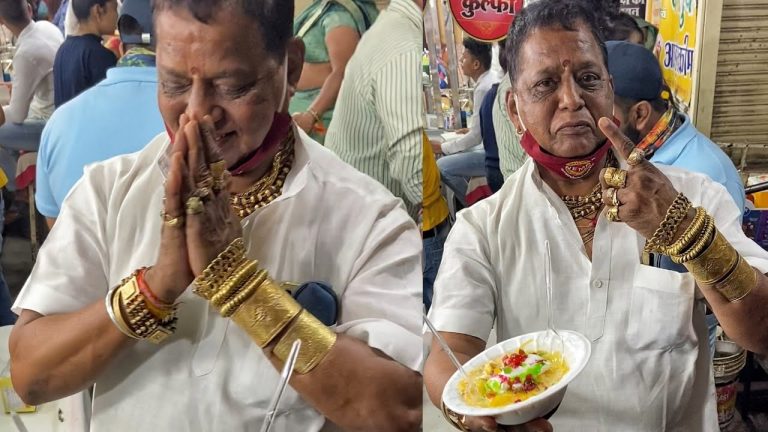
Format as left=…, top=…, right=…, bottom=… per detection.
left=230, top=131, right=295, bottom=219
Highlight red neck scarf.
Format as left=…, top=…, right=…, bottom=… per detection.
left=519, top=119, right=618, bottom=179
left=229, top=112, right=293, bottom=176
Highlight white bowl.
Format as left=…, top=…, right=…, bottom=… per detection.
left=442, top=330, right=591, bottom=425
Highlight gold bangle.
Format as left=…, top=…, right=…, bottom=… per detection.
left=272, top=309, right=337, bottom=374
left=194, top=238, right=247, bottom=299
left=440, top=401, right=469, bottom=431
left=663, top=207, right=707, bottom=256
left=713, top=256, right=757, bottom=302
left=210, top=259, right=261, bottom=308
left=307, top=108, right=321, bottom=124
left=229, top=278, right=302, bottom=347
left=673, top=215, right=715, bottom=264
left=645, top=193, right=692, bottom=253
left=219, top=269, right=269, bottom=317
left=683, top=230, right=740, bottom=285
left=116, top=276, right=177, bottom=344
left=109, top=287, right=140, bottom=339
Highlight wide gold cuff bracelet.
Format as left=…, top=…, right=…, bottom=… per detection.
left=229, top=278, right=302, bottom=348
left=684, top=231, right=739, bottom=285
left=272, top=309, right=337, bottom=374
left=713, top=255, right=757, bottom=302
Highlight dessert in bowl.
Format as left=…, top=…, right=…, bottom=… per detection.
left=442, top=330, right=591, bottom=425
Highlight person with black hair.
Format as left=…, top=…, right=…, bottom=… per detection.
left=604, top=11, right=643, bottom=44
left=426, top=1, right=768, bottom=431
left=53, top=0, right=118, bottom=107
left=11, top=1, right=423, bottom=431
left=480, top=39, right=507, bottom=193
left=436, top=37, right=498, bottom=206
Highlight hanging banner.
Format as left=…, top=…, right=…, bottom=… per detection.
left=619, top=0, right=647, bottom=18
left=448, top=0, right=524, bottom=42
left=655, top=0, right=698, bottom=108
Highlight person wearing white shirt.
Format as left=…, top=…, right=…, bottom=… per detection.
left=435, top=37, right=498, bottom=206
left=9, top=1, right=422, bottom=431
left=0, top=0, right=62, bottom=185
left=425, top=2, right=768, bottom=431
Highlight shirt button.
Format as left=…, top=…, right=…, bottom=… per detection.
left=593, top=280, right=603, bottom=288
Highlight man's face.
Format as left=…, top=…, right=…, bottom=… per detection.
left=155, top=7, right=302, bottom=169
left=459, top=48, right=477, bottom=78
left=97, top=0, right=118, bottom=35
left=507, top=23, right=614, bottom=159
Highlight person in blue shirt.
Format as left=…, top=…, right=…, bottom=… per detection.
left=53, top=0, right=118, bottom=107
left=608, top=41, right=746, bottom=359
left=37, top=0, right=163, bottom=227
left=607, top=41, right=745, bottom=212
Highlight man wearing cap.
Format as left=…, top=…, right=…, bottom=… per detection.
left=36, top=0, right=164, bottom=227
left=607, top=40, right=745, bottom=359
left=607, top=41, right=744, bottom=212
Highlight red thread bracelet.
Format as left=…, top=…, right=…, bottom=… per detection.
left=137, top=267, right=173, bottom=309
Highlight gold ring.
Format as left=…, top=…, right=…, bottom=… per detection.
left=604, top=167, right=628, bottom=188
left=197, top=175, right=214, bottom=190
left=606, top=206, right=621, bottom=222
left=209, top=160, right=227, bottom=179
left=212, top=171, right=229, bottom=192
left=194, top=187, right=212, bottom=199
left=185, top=196, right=205, bottom=215
left=627, top=148, right=646, bottom=166
left=160, top=210, right=184, bottom=228
left=607, top=188, right=620, bottom=207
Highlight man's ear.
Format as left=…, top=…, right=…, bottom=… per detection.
left=506, top=88, right=523, bottom=134
left=286, top=37, right=305, bottom=92
left=634, top=101, right=654, bottom=132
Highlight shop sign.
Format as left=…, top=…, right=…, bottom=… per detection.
left=656, top=0, right=698, bottom=107
left=619, top=0, right=647, bottom=18
left=448, top=0, right=524, bottom=42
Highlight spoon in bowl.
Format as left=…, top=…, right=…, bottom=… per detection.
left=545, top=240, right=564, bottom=356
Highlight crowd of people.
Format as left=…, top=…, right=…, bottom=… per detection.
left=0, top=0, right=763, bottom=430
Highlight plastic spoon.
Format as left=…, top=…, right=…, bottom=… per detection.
left=545, top=241, right=564, bottom=355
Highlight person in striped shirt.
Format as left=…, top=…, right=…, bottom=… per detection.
left=325, top=0, right=424, bottom=221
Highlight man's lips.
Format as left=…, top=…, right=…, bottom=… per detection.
left=555, top=121, right=593, bottom=133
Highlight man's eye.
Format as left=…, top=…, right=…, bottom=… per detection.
left=580, top=73, right=600, bottom=84
left=161, top=82, right=189, bottom=95
left=535, top=79, right=556, bottom=89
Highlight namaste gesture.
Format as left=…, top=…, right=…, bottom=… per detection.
left=146, top=114, right=243, bottom=303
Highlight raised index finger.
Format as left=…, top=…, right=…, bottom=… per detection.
left=598, top=116, right=635, bottom=162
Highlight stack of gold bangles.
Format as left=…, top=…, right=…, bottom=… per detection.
left=646, top=194, right=756, bottom=302
left=105, top=268, right=178, bottom=344
left=193, top=238, right=337, bottom=373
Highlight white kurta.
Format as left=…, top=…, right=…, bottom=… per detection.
left=428, top=158, right=767, bottom=431
left=14, top=131, right=423, bottom=432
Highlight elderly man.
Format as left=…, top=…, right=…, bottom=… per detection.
left=425, top=1, right=768, bottom=431
left=10, top=1, right=422, bottom=431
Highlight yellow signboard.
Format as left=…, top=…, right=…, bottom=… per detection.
left=655, top=0, right=698, bottom=108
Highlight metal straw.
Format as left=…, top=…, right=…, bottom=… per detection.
left=260, top=339, right=302, bottom=432
left=424, top=312, right=470, bottom=380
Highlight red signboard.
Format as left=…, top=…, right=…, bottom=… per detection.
left=449, top=0, right=524, bottom=42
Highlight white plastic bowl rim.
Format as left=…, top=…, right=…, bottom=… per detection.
left=441, top=329, right=592, bottom=418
